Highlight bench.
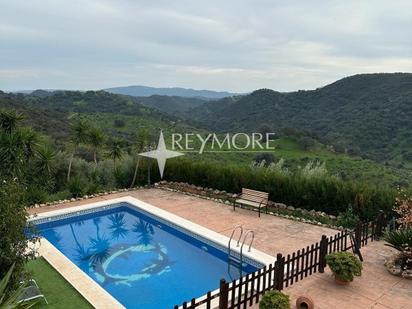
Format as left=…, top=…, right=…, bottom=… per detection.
left=233, top=188, right=269, bottom=217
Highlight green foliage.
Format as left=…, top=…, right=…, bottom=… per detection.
left=67, top=177, right=85, bottom=198
left=0, top=179, right=37, bottom=291
left=189, top=73, right=412, bottom=165
left=326, top=252, right=362, bottom=282
left=113, top=119, right=125, bottom=128
left=298, top=136, right=316, bottom=150
left=165, top=159, right=395, bottom=219
left=384, top=228, right=412, bottom=251
left=253, top=153, right=276, bottom=166
left=259, top=290, right=290, bottom=309
left=0, top=264, right=38, bottom=308
left=105, top=138, right=124, bottom=170
left=1, top=86, right=411, bottom=187
left=336, top=207, right=360, bottom=228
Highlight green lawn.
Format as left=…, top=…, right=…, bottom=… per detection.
left=25, top=258, right=93, bottom=309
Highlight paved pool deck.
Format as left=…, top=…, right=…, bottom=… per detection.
left=29, top=188, right=337, bottom=256
left=28, top=188, right=412, bottom=309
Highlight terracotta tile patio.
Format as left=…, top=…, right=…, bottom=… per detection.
left=29, top=188, right=338, bottom=256
left=29, top=188, right=412, bottom=309
left=276, top=242, right=412, bottom=309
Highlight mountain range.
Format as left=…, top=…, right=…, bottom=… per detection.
left=3, top=73, right=412, bottom=166
left=104, top=85, right=238, bottom=99
left=180, top=73, right=412, bottom=163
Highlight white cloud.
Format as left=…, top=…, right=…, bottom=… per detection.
left=0, top=0, right=411, bottom=92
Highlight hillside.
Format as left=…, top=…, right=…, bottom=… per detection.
left=133, top=95, right=207, bottom=115
left=0, top=90, right=195, bottom=146
left=187, top=73, right=412, bottom=164
left=1, top=84, right=411, bottom=188
left=105, top=85, right=238, bottom=99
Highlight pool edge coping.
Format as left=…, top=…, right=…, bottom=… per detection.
left=37, top=238, right=125, bottom=309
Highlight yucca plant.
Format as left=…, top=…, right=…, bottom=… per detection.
left=384, top=228, right=412, bottom=251
left=384, top=228, right=412, bottom=271
left=0, top=264, right=38, bottom=308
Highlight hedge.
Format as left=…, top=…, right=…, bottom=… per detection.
left=163, top=158, right=395, bottom=219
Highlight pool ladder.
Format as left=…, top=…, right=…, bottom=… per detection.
left=227, top=225, right=255, bottom=280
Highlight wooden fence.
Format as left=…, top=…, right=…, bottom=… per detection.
left=173, top=211, right=387, bottom=309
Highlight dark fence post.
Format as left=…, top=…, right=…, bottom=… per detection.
left=355, top=222, right=362, bottom=247
left=218, top=279, right=229, bottom=309
left=375, top=210, right=385, bottom=240
left=318, top=235, right=328, bottom=273
left=275, top=253, right=285, bottom=291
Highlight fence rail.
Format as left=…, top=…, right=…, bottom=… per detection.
left=173, top=211, right=387, bottom=309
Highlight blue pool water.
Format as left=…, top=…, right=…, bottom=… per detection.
left=34, top=203, right=261, bottom=309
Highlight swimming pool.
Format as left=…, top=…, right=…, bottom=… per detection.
left=32, top=200, right=265, bottom=309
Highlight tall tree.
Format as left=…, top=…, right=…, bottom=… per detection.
left=0, top=111, right=38, bottom=289
left=33, top=144, right=56, bottom=190
left=67, top=119, right=89, bottom=181
left=106, top=138, right=123, bottom=171
left=88, top=126, right=105, bottom=165
left=0, top=110, right=39, bottom=178
left=130, top=128, right=150, bottom=188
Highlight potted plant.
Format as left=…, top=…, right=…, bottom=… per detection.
left=259, top=290, right=290, bottom=309
left=325, top=251, right=362, bottom=285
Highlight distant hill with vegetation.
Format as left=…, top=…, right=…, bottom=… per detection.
left=133, top=95, right=207, bottom=115
left=1, top=73, right=412, bottom=188
left=187, top=73, right=412, bottom=165
left=0, top=90, right=195, bottom=147
left=104, top=85, right=238, bottom=99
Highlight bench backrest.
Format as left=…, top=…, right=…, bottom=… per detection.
left=240, top=188, right=269, bottom=204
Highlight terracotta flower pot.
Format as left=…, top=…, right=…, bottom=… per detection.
left=334, top=274, right=350, bottom=285
left=296, top=295, right=314, bottom=309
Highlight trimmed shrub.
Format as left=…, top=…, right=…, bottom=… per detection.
left=259, top=290, right=290, bottom=309
left=326, top=252, right=362, bottom=282
left=164, top=158, right=395, bottom=219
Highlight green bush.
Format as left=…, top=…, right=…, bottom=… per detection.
left=336, top=207, right=360, bottom=228
left=46, top=190, right=72, bottom=202
left=67, top=177, right=85, bottom=198
left=164, top=158, right=395, bottom=219
left=384, top=228, right=412, bottom=251
left=326, top=252, right=362, bottom=282
left=259, top=290, right=290, bottom=309
left=0, top=179, right=37, bottom=290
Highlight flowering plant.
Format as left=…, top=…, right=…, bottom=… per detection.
left=394, top=189, right=412, bottom=227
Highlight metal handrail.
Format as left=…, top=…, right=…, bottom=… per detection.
left=240, top=230, right=255, bottom=258
left=228, top=225, right=243, bottom=255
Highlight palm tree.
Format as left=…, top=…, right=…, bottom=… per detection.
left=130, top=128, right=150, bottom=188
left=0, top=110, right=24, bottom=134
left=88, top=126, right=105, bottom=165
left=106, top=138, right=123, bottom=171
left=18, top=127, right=39, bottom=161
left=67, top=119, right=89, bottom=181
left=0, top=116, right=39, bottom=177
left=34, top=144, right=56, bottom=189
left=35, top=145, right=56, bottom=175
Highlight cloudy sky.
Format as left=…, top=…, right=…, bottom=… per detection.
left=1, top=0, right=412, bottom=92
